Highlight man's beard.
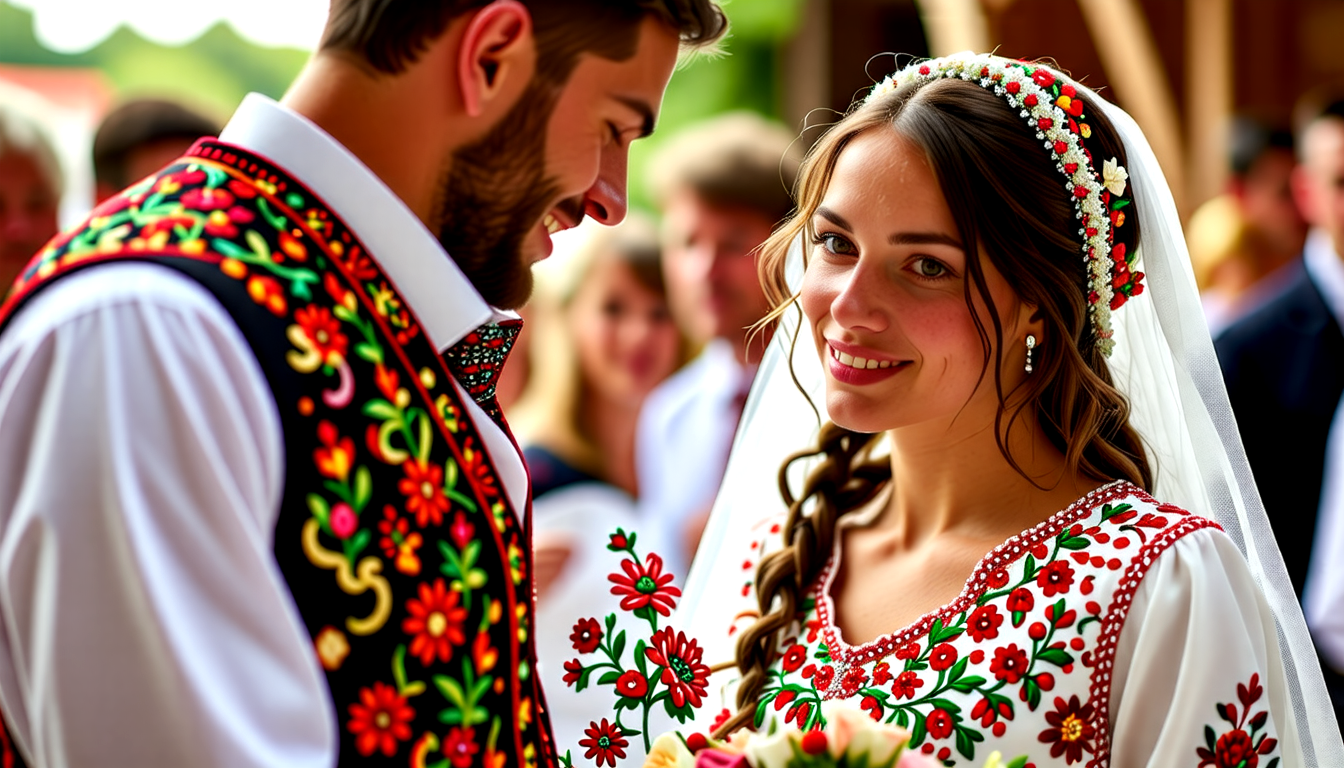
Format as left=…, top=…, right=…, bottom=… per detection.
left=436, top=80, right=562, bottom=310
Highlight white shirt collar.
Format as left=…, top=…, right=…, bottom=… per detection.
left=217, top=93, right=497, bottom=351
left=1303, top=228, right=1344, bottom=328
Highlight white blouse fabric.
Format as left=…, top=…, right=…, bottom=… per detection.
left=704, top=482, right=1297, bottom=768
left=0, top=94, right=527, bottom=767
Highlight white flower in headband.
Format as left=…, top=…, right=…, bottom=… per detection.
left=863, top=54, right=1142, bottom=356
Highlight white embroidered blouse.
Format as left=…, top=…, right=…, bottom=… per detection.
left=705, top=481, right=1299, bottom=768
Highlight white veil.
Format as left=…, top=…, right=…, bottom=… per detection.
left=675, top=59, right=1344, bottom=765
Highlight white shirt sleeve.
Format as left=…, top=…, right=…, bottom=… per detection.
left=1306, top=394, right=1344, bottom=671
left=1107, top=527, right=1301, bottom=768
left=0, top=263, right=335, bottom=768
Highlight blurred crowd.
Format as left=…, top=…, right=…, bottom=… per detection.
left=5, top=80, right=1344, bottom=730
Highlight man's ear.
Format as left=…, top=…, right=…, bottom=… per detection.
left=457, top=0, right=535, bottom=118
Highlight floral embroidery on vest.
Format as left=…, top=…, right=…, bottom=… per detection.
left=744, top=482, right=1223, bottom=768
left=1197, top=674, right=1280, bottom=768
left=0, top=140, right=553, bottom=767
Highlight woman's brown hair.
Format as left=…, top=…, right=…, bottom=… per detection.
left=716, top=71, right=1153, bottom=736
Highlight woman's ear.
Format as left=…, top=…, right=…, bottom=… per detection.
left=457, top=0, right=536, bottom=118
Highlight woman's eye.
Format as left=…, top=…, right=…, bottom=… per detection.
left=913, top=258, right=947, bottom=278
left=816, top=233, right=856, bottom=256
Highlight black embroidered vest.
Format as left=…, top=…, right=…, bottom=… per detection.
left=0, top=140, right=554, bottom=768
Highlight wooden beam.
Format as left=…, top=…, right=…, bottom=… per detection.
left=1186, top=0, right=1233, bottom=208
left=915, top=0, right=990, bottom=57
left=1077, top=0, right=1188, bottom=214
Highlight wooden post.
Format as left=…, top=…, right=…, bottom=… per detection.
left=1077, top=0, right=1188, bottom=215
left=915, top=0, right=990, bottom=57
left=1186, top=0, right=1233, bottom=208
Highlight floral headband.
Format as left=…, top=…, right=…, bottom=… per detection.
left=865, top=53, right=1143, bottom=355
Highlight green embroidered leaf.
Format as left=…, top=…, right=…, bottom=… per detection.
left=909, top=710, right=926, bottom=747
left=291, top=278, right=312, bottom=301
left=949, top=675, right=987, bottom=693
left=348, top=528, right=371, bottom=559
left=464, top=540, right=481, bottom=569
left=363, top=399, right=400, bottom=421
left=894, top=708, right=910, bottom=729
left=612, top=630, right=627, bottom=661
left=664, top=697, right=695, bottom=722
left=604, top=613, right=617, bottom=634
left=418, top=412, right=433, bottom=463
left=634, top=640, right=648, bottom=675
left=926, top=698, right=961, bottom=714
left=1011, top=610, right=1026, bottom=628
left=1112, top=197, right=1133, bottom=210
left=286, top=192, right=306, bottom=209
left=955, top=726, right=979, bottom=761
left=1023, top=554, right=1037, bottom=577
left=212, top=237, right=248, bottom=258
left=1267, top=758, right=1280, bottom=768
left=1024, top=678, right=1042, bottom=711
left=439, top=541, right=464, bottom=578
left=352, top=466, right=372, bottom=511
left=614, top=696, right=640, bottom=711
left=1205, top=725, right=1218, bottom=752
left=1006, top=758, right=1028, bottom=768
left=434, top=675, right=468, bottom=709
left=574, top=665, right=595, bottom=692
left=598, top=670, right=619, bottom=686
left=948, top=657, right=968, bottom=683
left=437, top=708, right=464, bottom=726
left=354, top=342, right=382, bottom=365
left=255, top=197, right=287, bottom=231
left=305, top=493, right=330, bottom=524
left=1036, top=647, right=1074, bottom=667
left=245, top=229, right=271, bottom=260
left=1058, top=536, right=1090, bottom=550
left=753, top=698, right=770, bottom=728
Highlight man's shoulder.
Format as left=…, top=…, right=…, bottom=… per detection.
left=1216, top=261, right=1332, bottom=355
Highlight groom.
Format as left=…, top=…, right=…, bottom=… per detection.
left=0, top=2, right=724, bottom=767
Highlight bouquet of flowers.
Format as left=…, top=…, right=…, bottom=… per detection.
left=560, top=529, right=711, bottom=767
left=644, top=700, right=1027, bottom=768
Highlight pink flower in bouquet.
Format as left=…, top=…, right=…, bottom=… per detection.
left=608, top=553, right=681, bottom=616
left=820, top=699, right=912, bottom=765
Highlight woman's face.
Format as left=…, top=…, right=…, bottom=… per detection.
left=568, top=255, right=682, bottom=407
left=799, top=128, right=1035, bottom=436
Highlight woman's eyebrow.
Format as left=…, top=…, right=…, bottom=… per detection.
left=814, top=206, right=852, bottom=230
left=888, top=231, right=963, bottom=249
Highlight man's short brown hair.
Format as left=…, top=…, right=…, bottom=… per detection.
left=320, top=0, right=726, bottom=82
left=647, top=112, right=801, bottom=225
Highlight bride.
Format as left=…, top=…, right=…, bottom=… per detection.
left=675, top=53, right=1344, bottom=766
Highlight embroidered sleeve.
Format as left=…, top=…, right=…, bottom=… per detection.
left=1104, top=527, right=1291, bottom=768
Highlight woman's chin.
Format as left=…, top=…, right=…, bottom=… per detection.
left=824, top=394, right=890, bottom=435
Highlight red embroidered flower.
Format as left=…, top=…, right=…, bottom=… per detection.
left=1037, top=561, right=1075, bottom=597
left=991, top=644, right=1030, bottom=684
left=580, top=719, right=628, bottom=767
left=1024, top=94, right=1039, bottom=107
left=608, top=531, right=629, bottom=550
left=378, top=506, right=422, bottom=576
left=294, top=305, right=349, bottom=364
left=838, top=664, right=869, bottom=697
left=927, top=707, right=955, bottom=740
left=644, top=628, right=710, bottom=708
left=812, top=664, right=835, bottom=692
left=609, top=554, right=681, bottom=616
left=1032, top=69, right=1056, bottom=87
left=1038, top=695, right=1096, bottom=764
left=314, top=421, right=355, bottom=482
left=443, top=726, right=479, bottom=768
left=892, top=671, right=923, bottom=700
left=805, top=617, right=824, bottom=643
left=402, top=578, right=467, bottom=665
left=786, top=701, right=811, bottom=728
left=616, top=670, right=649, bottom=699
left=929, top=642, right=958, bottom=672
left=872, top=662, right=893, bottom=686
left=449, top=511, right=474, bottom=551
left=1207, top=730, right=1260, bottom=768
left=563, top=659, right=583, bottom=686
left=773, top=689, right=797, bottom=711
left=202, top=205, right=255, bottom=238
left=571, top=617, right=603, bottom=654
left=895, top=641, right=921, bottom=660
left=181, top=186, right=235, bottom=211
left=861, top=695, right=883, bottom=721
left=329, top=503, right=357, bottom=540
left=1006, top=81, right=1021, bottom=94
left=1007, top=587, right=1034, bottom=614
left=347, top=682, right=414, bottom=756
left=968, top=604, right=1004, bottom=643
left=247, top=274, right=287, bottom=315
left=399, top=459, right=449, bottom=528
left=781, top=643, right=807, bottom=672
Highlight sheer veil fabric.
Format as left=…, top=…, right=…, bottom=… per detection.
left=675, top=59, right=1344, bottom=765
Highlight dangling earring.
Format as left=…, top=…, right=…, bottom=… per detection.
left=1025, top=335, right=1036, bottom=374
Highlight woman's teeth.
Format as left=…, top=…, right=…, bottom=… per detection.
left=831, top=347, right=894, bottom=370
left=543, top=213, right=563, bottom=235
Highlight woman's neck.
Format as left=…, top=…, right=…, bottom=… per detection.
left=579, top=387, right=643, bottom=498
left=876, top=413, right=1098, bottom=548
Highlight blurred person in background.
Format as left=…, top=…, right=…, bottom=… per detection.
left=0, top=101, right=61, bottom=288
left=1217, top=99, right=1344, bottom=723
left=637, top=111, right=799, bottom=578
left=92, top=98, right=220, bottom=203
left=1188, top=116, right=1306, bottom=334
left=514, top=214, right=691, bottom=751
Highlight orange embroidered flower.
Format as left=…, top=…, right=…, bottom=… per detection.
left=403, top=578, right=467, bottom=666
left=314, top=626, right=349, bottom=670
left=347, top=682, right=414, bottom=757
left=314, top=421, right=354, bottom=481
left=378, top=506, right=423, bottom=576
left=400, top=459, right=449, bottom=528
left=278, top=229, right=308, bottom=261
left=294, top=305, right=349, bottom=365
left=247, top=274, right=287, bottom=316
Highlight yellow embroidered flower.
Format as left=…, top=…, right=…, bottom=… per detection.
left=1102, top=157, right=1129, bottom=197
left=645, top=733, right=695, bottom=768
left=315, top=625, right=350, bottom=670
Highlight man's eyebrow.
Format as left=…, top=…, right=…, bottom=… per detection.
left=615, top=96, right=655, bottom=138
left=814, top=206, right=852, bottom=231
